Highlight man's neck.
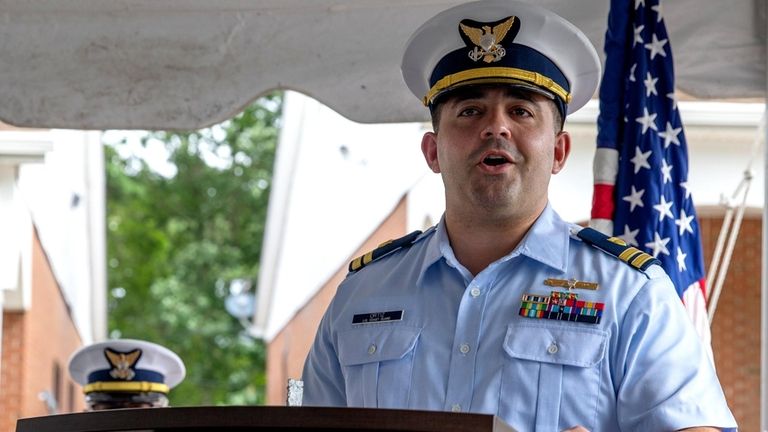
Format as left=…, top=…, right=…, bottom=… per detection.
left=444, top=208, right=543, bottom=276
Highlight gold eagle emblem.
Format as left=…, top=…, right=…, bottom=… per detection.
left=105, top=348, right=142, bottom=380
left=459, top=16, right=516, bottom=63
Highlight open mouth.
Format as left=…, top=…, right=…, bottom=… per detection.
left=481, top=154, right=511, bottom=167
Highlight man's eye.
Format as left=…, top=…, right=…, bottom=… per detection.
left=511, top=107, right=532, bottom=117
left=459, top=107, right=480, bottom=116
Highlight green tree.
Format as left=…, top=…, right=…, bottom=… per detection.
left=105, top=93, right=282, bottom=405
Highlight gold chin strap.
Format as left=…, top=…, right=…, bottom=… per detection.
left=83, top=381, right=170, bottom=394
left=423, top=66, right=571, bottom=106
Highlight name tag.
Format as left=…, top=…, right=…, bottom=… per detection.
left=352, top=310, right=404, bottom=325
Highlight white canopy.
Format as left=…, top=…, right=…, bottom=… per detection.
left=0, top=0, right=764, bottom=130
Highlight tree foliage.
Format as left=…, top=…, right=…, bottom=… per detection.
left=105, top=93, right=282, bottom=405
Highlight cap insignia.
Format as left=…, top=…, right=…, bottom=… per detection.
left=459, top=16, right=517, bottom=63
left=104, top=348, right=142, bottom=381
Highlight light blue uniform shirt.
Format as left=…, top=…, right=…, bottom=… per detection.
left=302, top=205, right=737, bottom=431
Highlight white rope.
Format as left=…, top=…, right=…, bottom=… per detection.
left=706, top=192, right=737, bottom=295
left=708, top=172, right=752, bottom=322
left=708, top=111, right=766, bottom=323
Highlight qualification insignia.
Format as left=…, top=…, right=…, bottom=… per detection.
left=543, top=278, right=599, bottom=291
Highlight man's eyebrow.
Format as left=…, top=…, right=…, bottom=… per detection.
left=504, top=88, right=536, bottom=101
left=446, top=88, right=487, bottom=104
left=446, top=87, right=539, bottom=105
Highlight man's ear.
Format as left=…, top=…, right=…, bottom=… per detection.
left=551, top=130, right=571, bottom=174
left=421, top=132, right=441, bottom=173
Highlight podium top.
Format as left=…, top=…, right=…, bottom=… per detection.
left=16, top=406, right=517, bottom=432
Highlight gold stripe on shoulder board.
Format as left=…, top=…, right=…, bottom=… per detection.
left=347, top=229, right=424, bottom=273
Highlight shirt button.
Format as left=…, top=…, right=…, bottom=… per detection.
left=547, top=342, right=558, bottom=354
left=368, top=344, right=377, bottom=355
left=451, top=404, right=461, bottom=412
left=470, top=287, right=481, bottom=297
left=459, top=343, right=470, bottom=354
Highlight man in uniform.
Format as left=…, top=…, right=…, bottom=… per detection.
left=301, top=1, right=737, bottom=430
left=68, top=339, right=185, bottom=410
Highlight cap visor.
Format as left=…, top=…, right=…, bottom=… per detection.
left=430, top=77, right=556, bottom=107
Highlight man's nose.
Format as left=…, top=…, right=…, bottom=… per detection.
left=481, top=109, right=511, bottom=140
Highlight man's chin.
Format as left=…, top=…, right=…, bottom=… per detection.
left=472, top=190, right=518, bottom=214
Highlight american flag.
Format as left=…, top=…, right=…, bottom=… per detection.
left=590, top=0, right=711, bottom=344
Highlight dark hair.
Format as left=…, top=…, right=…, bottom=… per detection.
left=429, top=85, right=564, bottom=134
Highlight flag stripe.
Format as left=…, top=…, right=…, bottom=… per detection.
left=591, top=184, right=615, bottom=219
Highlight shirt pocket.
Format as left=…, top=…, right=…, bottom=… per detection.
left=337, top=325, right=421, bottom=408
left=499, top=322, right=607, bottom=432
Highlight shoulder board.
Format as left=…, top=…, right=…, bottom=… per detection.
left=348, top=230, right=423, bottom=273
left=576, top=227, right=661, bottom=272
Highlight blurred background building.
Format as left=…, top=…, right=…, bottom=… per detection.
left=0, top=125, right=106, bottom=431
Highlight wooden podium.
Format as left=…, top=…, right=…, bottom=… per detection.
left=16, top=406, right=517, bottom=432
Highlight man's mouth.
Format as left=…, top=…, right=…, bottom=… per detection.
left=481, top=153, right=512, bottom=167
left=483, top=155, right=508, bottom=166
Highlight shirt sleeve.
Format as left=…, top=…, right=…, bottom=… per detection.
left=301, top=303, right=347, bottom=407
left=613, top=270, right=737, bottom=430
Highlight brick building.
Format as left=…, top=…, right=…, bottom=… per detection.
left=0, top=126, right=106, bottom=432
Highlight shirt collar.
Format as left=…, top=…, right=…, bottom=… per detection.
left=416, top=216, right=453, bottom=287
left=416, top=204, right=570, bottom=286
left=513, top=203, right=570, bottom=272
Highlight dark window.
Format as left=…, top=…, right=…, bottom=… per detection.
left=52, top=362, right=61, bottom=411
left=67, top=382, right=76, bottom=412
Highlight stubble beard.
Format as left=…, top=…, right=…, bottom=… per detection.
left=471, top=173, right=520, bottom=218
left=441, top=166, right=522, bottom=229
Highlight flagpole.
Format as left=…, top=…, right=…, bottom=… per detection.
left=763, top=106, right=767, bottom=429
left=762, top=12, right=768, bottom=428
